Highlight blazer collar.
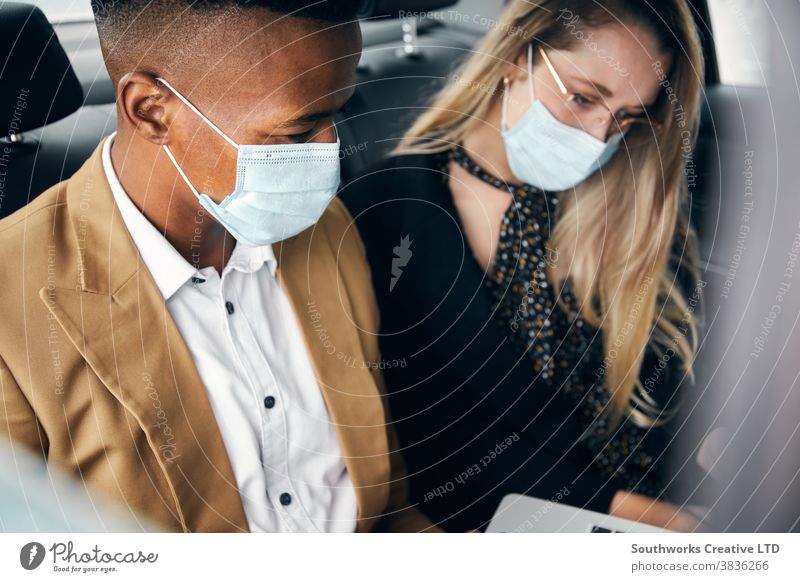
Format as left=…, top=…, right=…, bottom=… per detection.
left=46, top=142, right=249, bottom=531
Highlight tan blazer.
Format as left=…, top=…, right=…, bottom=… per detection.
left=0, top=142, right=433, bottom=533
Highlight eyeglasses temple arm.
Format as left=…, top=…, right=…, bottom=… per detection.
left=538, top=47, right=569, bottom=95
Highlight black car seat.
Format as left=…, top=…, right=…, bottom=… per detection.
left=0, top=2, right=91, bottom=219
left=340, top=0, right=477, bottom=182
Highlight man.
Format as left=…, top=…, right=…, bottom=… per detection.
left=0, top=0, right=433, bottom=533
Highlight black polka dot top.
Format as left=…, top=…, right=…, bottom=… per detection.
left=447, top=144, right=668, bottom=499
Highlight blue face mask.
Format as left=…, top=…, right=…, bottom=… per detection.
left=501, top=44, right=622, bottom=192
left=157, top=77, right=341, bottom=247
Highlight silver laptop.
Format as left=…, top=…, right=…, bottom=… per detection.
left=486, top=493, right=666, bottom=533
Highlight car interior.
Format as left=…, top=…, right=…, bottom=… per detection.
left=2, top=0, right=797, bottom=539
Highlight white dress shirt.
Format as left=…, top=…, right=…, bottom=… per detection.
left=102, top=133, right=357, bottom=532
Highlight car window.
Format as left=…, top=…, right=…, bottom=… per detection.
left=707, top=0, right=768, bottom=85
left=14, top=0, right=93, bottom=23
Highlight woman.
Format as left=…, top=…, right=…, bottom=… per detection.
left=342, top=0, right=705, bottom=532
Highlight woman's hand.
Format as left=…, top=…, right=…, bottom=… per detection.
left=609, top=490, right=703, bottom=532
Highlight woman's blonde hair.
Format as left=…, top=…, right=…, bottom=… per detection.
left=394, top=0, right=704, bottom=429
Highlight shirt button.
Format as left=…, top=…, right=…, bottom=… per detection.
left=279, top=492, right=292, bottom=506
left=263, top=396, right=276, bottom=409
left=225, top=301, right=235, bottom=314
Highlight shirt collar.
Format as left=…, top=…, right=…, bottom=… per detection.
left=101, top=132, right=276, bottom=300
left=226, top=239, right=278, bottom=277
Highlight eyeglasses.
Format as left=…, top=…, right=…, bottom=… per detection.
left=537, top=47, right=663, bottom=136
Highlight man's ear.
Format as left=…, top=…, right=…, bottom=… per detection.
left=116, top=72, right=170, bottom=144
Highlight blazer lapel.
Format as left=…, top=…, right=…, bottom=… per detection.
left=42, top=143, right=249, bottom=532
left=274, top=228, right=391, bottom=532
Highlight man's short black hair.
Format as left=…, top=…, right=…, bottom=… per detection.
left=93, top=0, right=365, bottom=24
left=94, top=0, right=364, bottom=84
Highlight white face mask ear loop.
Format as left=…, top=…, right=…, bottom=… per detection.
left=161, top=144, right=203, bottom=202
left=527, top=43, right=536, bottom=103
left=501, top=76, right=511, bottom=131
left=155, top=77, right=240, bottom=151
left=501, top=43, right=535, bottom=132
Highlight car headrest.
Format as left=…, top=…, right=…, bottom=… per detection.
left=0, top=2, right=84, bottom=139
left=359, top=0, right=458, bottom=19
